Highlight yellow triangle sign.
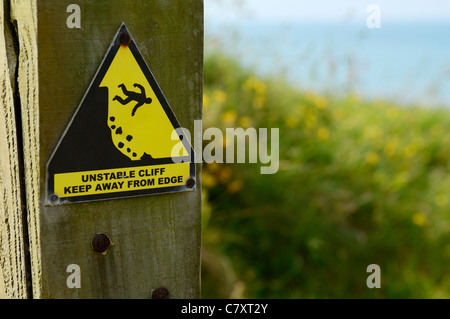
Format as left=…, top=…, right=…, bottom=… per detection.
left=47, top=23, right=195, bottom=204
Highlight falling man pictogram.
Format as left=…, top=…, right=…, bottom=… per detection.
left=113, top=83, right=152, bottom=116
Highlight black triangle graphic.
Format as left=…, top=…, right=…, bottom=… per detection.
left=47, top=23, right=195, bottom=204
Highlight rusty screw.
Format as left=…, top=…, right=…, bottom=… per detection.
left=186, top=178, right=196, bottom=189
left=91, top=233, right=112, bottom=254
left=151, top=287, right=170, bottom=299
left=119, top=32, right=131, bottom=46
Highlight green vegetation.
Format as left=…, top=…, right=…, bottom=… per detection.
left=201, top=52, right=450, bottom=298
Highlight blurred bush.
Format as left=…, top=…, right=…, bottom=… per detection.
left=201, top=52, right=450, bottom=299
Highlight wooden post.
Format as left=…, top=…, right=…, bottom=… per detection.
left=0, top=0, right=28, bottom=299
left=5, top=0, right=203, bottom=298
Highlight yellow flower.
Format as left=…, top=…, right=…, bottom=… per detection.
left=365, top=126, right=382, bottom=139
left=412, top=212, right=427, bottom=227
left=227, top=180, right=244, bottom=194
left=239, top=116, right=253, bottom=128
left=244, top=76, right=266, bottom=96
left=305, top=112, right=317, bottom=128
left=404, top=144, right=418, bottom=158
left=221, top=110, right=237, bottom=125
left=365, top=152, right=379, bottom=166
left=203, top=94, right=210, bottom=110
left=315, top=96, right=328, bottom=109
left=254, top=82, right=266, bottom=96
left=201, top=171, right=217, bottom=188
left=436, top=194, right=448, bottom=207
left=285, top=115, right=299, bottom=128
left=317, top=127, right=330, bottom=141
left=384, top=139, right=398, bottom=157
left=252, top=96, right=265, bottom=109
left=218, top=166, right=233, bottom=183
left=207, top=162, right=221, bottom=173
left=212, top=90, right=227, bottom=104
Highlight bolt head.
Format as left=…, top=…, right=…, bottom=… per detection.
left=186, top=178, right=196, bottom=189
left=119, top=32, right=131, bottom=46
left=49, top=194, right=60, bottom=205
left=91, top=233, right=112, bottom=253
left=151, top=287, right=170, bottom=299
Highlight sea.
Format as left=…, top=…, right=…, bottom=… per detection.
left=205, top=20, right=450, bottom=107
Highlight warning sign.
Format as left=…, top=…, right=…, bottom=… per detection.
left=47, top=23, right=195, bottom=204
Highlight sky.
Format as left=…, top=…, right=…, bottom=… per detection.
left=205, top=0, right=450, bottom=23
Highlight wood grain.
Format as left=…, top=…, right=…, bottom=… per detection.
left=11, top=0, right=203, bottom=298
left=0, top=0, right=28, bottom=299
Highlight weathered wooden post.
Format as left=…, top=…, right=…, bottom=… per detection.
left=0, top=0, right=28, bottom=299
left=1, top=0, right=203, bottom=298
